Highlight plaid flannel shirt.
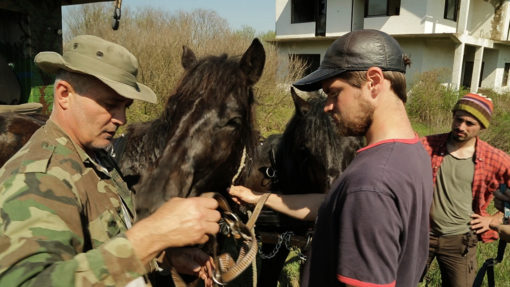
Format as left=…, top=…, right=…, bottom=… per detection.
left=421, top=133, right=510, bottom=242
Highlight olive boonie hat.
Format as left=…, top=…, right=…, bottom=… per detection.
left=294, top=29, right=406, bottom=91
left=34, top=35, right=157, bottom=103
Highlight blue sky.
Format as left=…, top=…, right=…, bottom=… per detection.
left=68, top=0, right=275, bottom=33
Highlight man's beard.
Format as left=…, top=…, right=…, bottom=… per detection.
left=451, top=129, right=470, bottom=142
left=334, top=100, right=374, bottom=137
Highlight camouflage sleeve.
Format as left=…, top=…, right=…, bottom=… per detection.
left=0, top=172, right=147, bottom=286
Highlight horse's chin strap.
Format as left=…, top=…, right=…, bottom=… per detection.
left=200, top=192, right=268, bottom=285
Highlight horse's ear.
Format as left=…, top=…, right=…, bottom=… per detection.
left=240, top=38, right=266, bottom=86
left=181, top=45, right=197, bottom=70
left=291, top=86, right=311, bottom=116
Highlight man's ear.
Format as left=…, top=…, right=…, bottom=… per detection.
left=54, top=80, right=73, bottom=110
left=366, top=67, right=384, bottom=97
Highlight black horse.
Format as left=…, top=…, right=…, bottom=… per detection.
left=126, top=39, right=264, bottom=218
left=243, top=87, right=364, bottom=287
left=121, top=38, right=265, bottom=287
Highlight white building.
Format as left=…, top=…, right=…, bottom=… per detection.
left=274, top=0, right=510, bottom=93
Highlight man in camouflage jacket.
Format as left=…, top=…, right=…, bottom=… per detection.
left=0, top=35, right=220, bottom=286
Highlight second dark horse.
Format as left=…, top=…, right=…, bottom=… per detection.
left=243, top=87, right=364, bottom=287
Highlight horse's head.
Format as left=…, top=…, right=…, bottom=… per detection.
left=136, top=39, right=265, bottom=216
left=276, top=87, right=363, bottom=194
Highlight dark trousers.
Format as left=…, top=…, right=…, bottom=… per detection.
left=422, top=232, right=478, bottom=287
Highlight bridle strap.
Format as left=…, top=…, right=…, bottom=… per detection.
left=246, top=192, right=271, bottom=230
left=200, top=192, right=259, bottom=285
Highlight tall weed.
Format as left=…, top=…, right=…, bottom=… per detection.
left=407, top=69, right=466, bottom=135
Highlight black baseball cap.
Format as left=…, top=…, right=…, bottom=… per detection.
left=293, top=29, right=406, bottom=91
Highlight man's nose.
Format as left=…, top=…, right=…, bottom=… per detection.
left=324, top=101, right=333, bottom=113
left=111, top=108, right=127, bottom=126
left=456, top=122, right=467, bottom=130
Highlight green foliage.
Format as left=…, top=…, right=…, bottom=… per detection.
left=407, top=68, right=467, bottom=136
left=407, top=70, right=510, bottom=153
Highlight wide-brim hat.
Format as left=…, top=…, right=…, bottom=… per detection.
left=35, top=35, right=157, bottom=104
left=294, top=29, right=406, bottom=92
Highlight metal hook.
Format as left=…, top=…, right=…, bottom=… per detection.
left=212, top=274, right=228, bottom=286
left=112, top=0, right=122, bottom=30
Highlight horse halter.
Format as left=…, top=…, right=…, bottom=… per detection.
left=230, top=147, right=247, bottom=185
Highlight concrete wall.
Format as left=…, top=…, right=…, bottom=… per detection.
left=398, top=37, right=456, bottom=86
left=364, top=0, right=428, bottom=34
left=324, top=1, right=353, bottom=36
left=468, top=1, right=497, bottom=38
left=481, top=48, right=500, bottom=89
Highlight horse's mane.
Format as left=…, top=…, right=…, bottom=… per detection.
left=276, top=93, right=362, bottom=194
left=121, top=53, right=258, bottom=182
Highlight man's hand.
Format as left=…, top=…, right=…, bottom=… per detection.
left=166, top=247, right=215, bottom=287
left=493, top=188, right=510, bottom=213
left=126, top=197, right=221, bottom=265
left=229, top=185, right=263, bottom=205
left=490, top=187, right=510, bottom=242
left=490, top=222, right=510, bottom=242
left=470, top=213, right=502, bottom=234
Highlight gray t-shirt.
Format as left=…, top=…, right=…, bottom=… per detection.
left=302, top=138, right=433, bottom=287
left=430, top=153, right=474, bottom=236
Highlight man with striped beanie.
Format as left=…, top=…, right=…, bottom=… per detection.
left=421, top=93, right=510, bottom=287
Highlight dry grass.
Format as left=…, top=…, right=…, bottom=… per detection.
left=63, top=3, right=307, bottom=135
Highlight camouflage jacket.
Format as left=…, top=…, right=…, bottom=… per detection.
left=0, top=120, right=150, bottom=286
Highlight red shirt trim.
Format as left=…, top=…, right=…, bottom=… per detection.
left=358, top=134, right=419, bottom=153
left=337, top=275, right=396, bottom=287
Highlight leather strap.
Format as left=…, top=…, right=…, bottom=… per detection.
left=171, top=192, right=259, bottom=285
left=246, top=192, right=271, bottom=230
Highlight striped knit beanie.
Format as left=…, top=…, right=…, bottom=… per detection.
left=452, top=93, right=493, bottom=128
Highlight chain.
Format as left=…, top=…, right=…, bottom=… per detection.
left=258, top=231, right=309, bottom=262
left=283, top=232, right=308, bottom=263
left=258, top=232, right=285, bottom=259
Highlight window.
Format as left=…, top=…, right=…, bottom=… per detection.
left=291, top=0, right=327, bottom=36
left=444, top=0, right=459, bottom=21
left=462, top=61, right=484, bottom=88
left=291, top=0, right=315, bottom=23
left=502, top=63, right=510, bottom=86
left=316, top=0, right=327, bottom=36
left=365, top=0, right=400, bottom=17
left=291, top=54, right=321, bottom=77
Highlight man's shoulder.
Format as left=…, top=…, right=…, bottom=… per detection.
left=0, top=127, right=82, bottom=180
left=421, top=133, right=449, bottom=144
left=476, top=138, right=510, bottom=162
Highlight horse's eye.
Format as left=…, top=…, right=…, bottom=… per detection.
left=226, top=117, right=242, bottom=128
